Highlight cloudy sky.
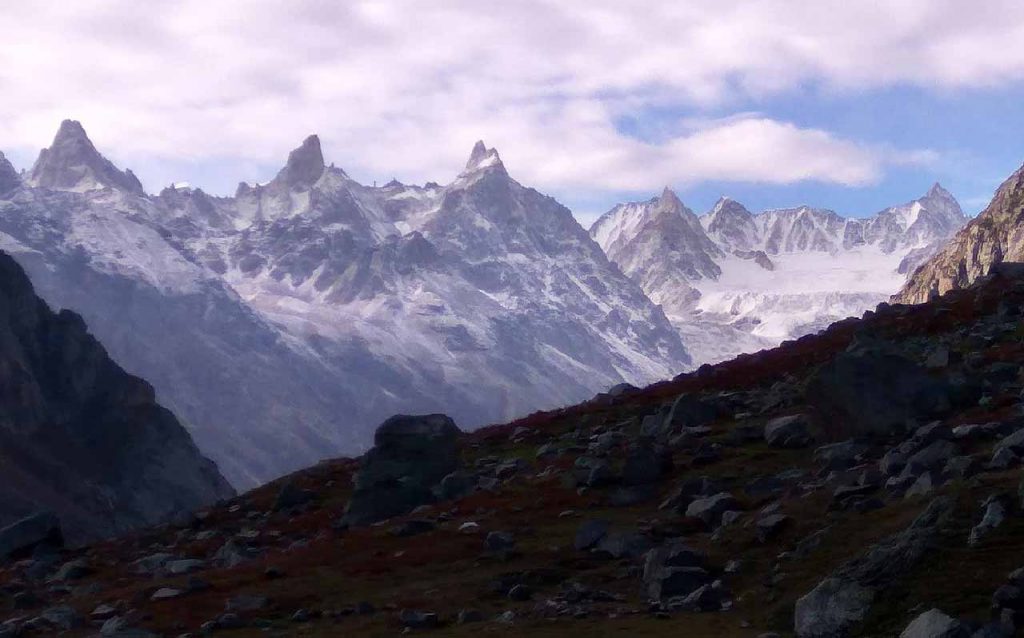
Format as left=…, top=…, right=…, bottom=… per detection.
left=1, top=1, right=1023, bottom=224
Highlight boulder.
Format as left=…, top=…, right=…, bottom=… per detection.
left=685, top=492, right=740, bottom=528
left=765, top=415, right=813, bottom=448
left=807, top=349, right=952, bottom=439
left=399, top=609, right=439, bottom=629
left=814, top=440, right=868, bottom=470
left=621, top=442, right=672, bottom=485
left=899, top=608, right=968, bottom=638
left=664, top=394, right=720, bottom=431
left=574, top=520, right=609, bottom=551
left=794, top=496, right=955, bottom=637
left=903, top=440, right=958, bottom=477
left=0, top=512, right=62, bottom=560
left=272, top=481, right=314, bottom=512
left=342, top=414, right=461, bottom=526
left=969, top=495, right=1008, bottom=547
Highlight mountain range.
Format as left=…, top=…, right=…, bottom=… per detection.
left=591, top=183, right=967, bottom=363
left=0, top=123, right=688, bottom=488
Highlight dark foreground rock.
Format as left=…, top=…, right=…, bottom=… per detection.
left=794, top=496, right=955, bottom=637
left=0, top=252, right=233, bottom=541
left=341, top=414, right=461, bottom=526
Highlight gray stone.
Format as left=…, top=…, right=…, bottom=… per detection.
left=969, top=496, right=1008, bottom=546
left=764, top=415, right=812, bottom=448
left=400, top=609, right=439, bottom=629
left=166, top=559, right=206, bottom=574
left=0, top=512, right=62, bottom=560
left=899, top=608, right=968, bottom=638
left=756, top=514, right=791, bottom=542
left=272, top=480, right=314, bottom=512
left=903, top=440, right=958, bottom=477
left=622, top=442, right=671, bottom=485
left=814, top=440, right=868, bottom=469
left=989, top=446, right=1019, bottom=470
left=574, top=519, right=609, bottom=551
left=685, top=492, right=739, bottom=527
left=665, top=394, right=720, bottom=432
left=151, top=587, right=184, bottom=601
left=484, top=531, right=515, bottom=552
left=436, top=471, right=476, bottom=501
left=594, top=531, right=653, bottom=559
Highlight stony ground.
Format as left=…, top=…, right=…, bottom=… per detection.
left=5, top=268, right=1024, bottom=636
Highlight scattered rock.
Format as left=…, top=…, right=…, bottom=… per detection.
left=765, top=415, right=813, bottom=448
left=399, top=609, right=439, bottom=629
left=685, top=492, right=740, bottom=528
left=969, top=495, right=1008, bottom=547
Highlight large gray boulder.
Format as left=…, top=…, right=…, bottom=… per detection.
left=341, top=414, right=461, bottom=526
left=807, top=348, right=952, bottom=439
left=794, top=496, right=955, bottom=637
left=0, top=512, right=62, bottom=560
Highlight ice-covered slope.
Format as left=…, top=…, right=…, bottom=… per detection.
left=0, top=125, right=690, bottom=487
left=592, top=185, right=967, bottom=365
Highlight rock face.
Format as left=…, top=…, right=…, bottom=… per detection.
left=896, top=165, right=1024, bottom=304
left=0, top=124, right=689, bottom=488
left=0, top=251, right=233, bottom=540
left=341, top=414, right=461, bottom=526
left=592, top=186, right=966, bottom=365
left=0, top=153, right=19, bottom=196
left=794, top=496, right=955, bottom=637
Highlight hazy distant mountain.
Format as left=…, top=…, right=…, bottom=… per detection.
left=591, top=184, right=967, bottom=364
left=0, top=123, right=689, bottom=488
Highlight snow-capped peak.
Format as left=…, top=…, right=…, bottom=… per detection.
left=463, top=140, right=505, bottom=174
left=274, top=134, right=325, bottom=190
left=28, top=119, right=144, bottom=195
left=703, top=196, right=757, bottom=252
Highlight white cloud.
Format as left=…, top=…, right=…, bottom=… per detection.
left=0, top=0, right=1014, bottom=195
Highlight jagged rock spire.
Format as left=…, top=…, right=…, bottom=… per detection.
left=463, top=140, right=504, bottom=174
left=274, top=134, right=325, bottom=189
left=28, top=120, right=143, bottom=194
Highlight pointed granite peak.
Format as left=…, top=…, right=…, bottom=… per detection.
left=275, top=134, right=325, bottom=190
left=657, top=187, right=684, bottom=210
left=0, top=151, right=20, bottom=195
left=918, top=181, right=965, bottom=221
left=709, top=196, right=753, bottom=218
left=29, top=120, right=143, bottom=194
left=463, top=140, right=504, bottom=174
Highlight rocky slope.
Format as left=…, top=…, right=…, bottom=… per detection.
left=0, top=123, right=689, bottom=488
left=3, top=264, right=1024, bottom=636
left=591, top=185, right=967, bottom=365
left=0, top=250, right=232, bottom=542
left=895, top=165, right=1024, bottom=305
